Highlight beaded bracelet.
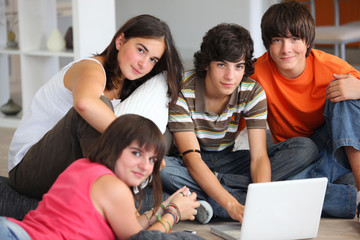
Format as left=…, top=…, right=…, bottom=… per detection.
left=165, top=209, right=177, bottom=224
left=160, top=203, right=166, bottom=211
left=180, top=149, right=201, bottom=159
left=166, top=204, right=181, bottom=224
left=169, top=203, right=181, bottom=219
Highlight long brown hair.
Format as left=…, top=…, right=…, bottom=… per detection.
left=97, top=14, right=183, bottom=107
left=86, top=114, right=166, bottom=211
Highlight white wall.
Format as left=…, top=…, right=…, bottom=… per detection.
left=115, top=0, right=279, bottom=69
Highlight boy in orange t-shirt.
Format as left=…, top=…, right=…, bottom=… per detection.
left=251, top=1, right=360, bottom=219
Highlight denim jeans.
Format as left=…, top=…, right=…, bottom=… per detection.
left=0, top=217, right=30, bottom=240
left=161, top=137, right=318, bottom=219
left=290, top=99, right=360, bottom=218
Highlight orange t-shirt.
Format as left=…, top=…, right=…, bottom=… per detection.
left=251, top=49, right=360, bottom=143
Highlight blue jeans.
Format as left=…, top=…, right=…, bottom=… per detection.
left=161, top=137, right=318, bottom=219
left=0, top=217, right=30, bottom=240
left=290, top=99, right=360, bottom=219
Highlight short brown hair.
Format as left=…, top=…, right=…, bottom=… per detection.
left=194, top=23, right=256, bottom=79
left=261, top=1, right=315, bottom=57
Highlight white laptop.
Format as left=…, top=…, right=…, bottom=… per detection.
left=211, top=177, right=328, bottom=240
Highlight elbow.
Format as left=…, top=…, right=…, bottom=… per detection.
left=73, top=98, right=91, bottom=115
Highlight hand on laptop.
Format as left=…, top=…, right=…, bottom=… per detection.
left=226, top=198, right=245, bottom=223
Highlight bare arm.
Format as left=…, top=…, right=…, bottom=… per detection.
left=91, top=175, right=143, bottom=239
left=326, top=74, right=360, bottom=102
left=247, top=128, right=271, bottom=183
left=64, top=58, right=116, bottom=133
left=173, top=131, right=245, bottom=223
left=91, top=175, right=199, bottom=238
left=137, top=186, right=192, bottom=228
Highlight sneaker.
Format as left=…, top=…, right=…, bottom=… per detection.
left=195, top=200, right=213, bottom=224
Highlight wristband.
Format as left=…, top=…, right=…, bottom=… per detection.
left=165, top=209, right=177, bottom=223
left=180, top=149, right=201, bottom=159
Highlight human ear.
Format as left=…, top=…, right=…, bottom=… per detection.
left=115, top=33, right=125, bottom=50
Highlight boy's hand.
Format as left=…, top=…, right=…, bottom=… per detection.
left=226, top=200, right=245, bottom=223
left=326, top=74, right=360, bottom=102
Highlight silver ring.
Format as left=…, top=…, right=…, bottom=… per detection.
left=194, top=209, right=198, bottom=215
left=180, top=192, right=185, bottom=197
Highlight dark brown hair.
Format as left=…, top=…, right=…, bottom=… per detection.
left=193, top=23, right=255, bottom=79
left=86, top=114, right=166, bottom=211
left=261, top=1, right=315, bottom=57
left=97, top=14, right=183, bottom=107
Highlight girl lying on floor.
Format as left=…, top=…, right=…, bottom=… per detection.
left=0, top=114, right=202, bottom=240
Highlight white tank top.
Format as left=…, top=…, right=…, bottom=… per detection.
left=8, top=58, right=105, bottom=171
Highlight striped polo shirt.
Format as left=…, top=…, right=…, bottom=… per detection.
left=168, top=70, right=267, bottom=152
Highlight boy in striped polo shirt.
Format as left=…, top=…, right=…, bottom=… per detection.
left=161, top=23, right=317, bottom=223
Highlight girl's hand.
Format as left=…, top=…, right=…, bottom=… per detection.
left=170, top=191, right=200, bottom=221
left=162, top=186, right=190, bottom=207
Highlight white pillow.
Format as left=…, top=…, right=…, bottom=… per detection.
left=113, top=72, right=169, bottom=134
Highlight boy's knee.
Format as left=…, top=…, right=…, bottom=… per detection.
left=291, top=137, right=319, bottom=161
left=325, top=99, right=360, bottom=118
left=290, top=136, right=316, bottom=148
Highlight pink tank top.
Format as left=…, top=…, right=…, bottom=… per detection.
left=10, top=158, right=116, bottom=239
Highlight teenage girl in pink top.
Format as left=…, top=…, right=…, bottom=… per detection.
left=0, top=114, right=201, bottom=240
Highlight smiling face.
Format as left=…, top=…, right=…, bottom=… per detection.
left=114, top=141, right=157, bottom=187
left=205, top=60, right=245, bottom=98
left=269, top=36, right=308, bottom=79
left=115, top=33, right=165, bottom=80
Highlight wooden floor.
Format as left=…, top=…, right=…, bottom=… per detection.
left=1, top=126, right=359, bottom=239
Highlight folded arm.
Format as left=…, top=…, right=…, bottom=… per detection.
left=64, top=59, right=116, bottom=133
left=326, top=73, right=360, bottom=102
